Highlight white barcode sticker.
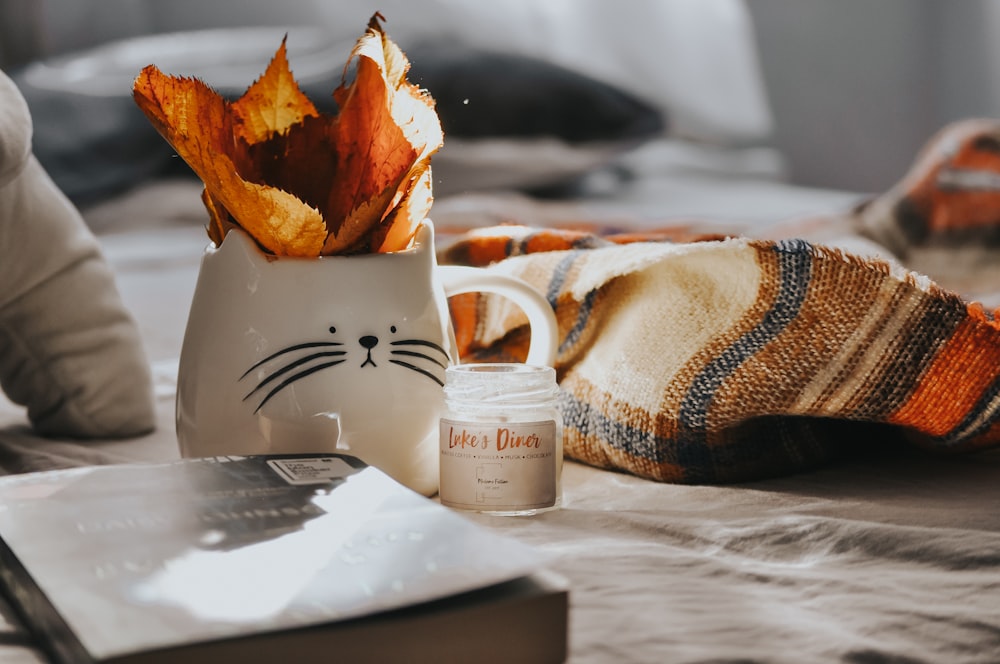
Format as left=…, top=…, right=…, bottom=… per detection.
left=267, top=457, right=359, bottom=485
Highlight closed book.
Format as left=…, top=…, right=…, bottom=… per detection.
left=0, top=454, right=568, bottom=663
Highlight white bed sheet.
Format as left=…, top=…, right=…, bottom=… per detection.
left=1, top=169, right=998, bottom=663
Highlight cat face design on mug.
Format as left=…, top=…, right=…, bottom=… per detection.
left=176, top=221, right=556, bottom=496
left=239, top=321, right=450, bottom=414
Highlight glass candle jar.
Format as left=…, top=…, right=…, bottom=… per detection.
left=439, top=364, right=563, bottom=516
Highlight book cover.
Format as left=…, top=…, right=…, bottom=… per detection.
left=0, top=454, right=568, bottom=663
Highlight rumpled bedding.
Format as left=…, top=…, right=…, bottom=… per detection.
left=478, top=449, right=1000, bottom=663
left=443, top=226, right=1000, bottom=484
left=440, top=120, right=1000, bottom=482
left=2, top=121, right=1000, bottom=662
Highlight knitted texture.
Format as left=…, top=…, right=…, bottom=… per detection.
left=440, top=225, right=1000, bottom=484
left=855, top=118, right=1000, bottom=255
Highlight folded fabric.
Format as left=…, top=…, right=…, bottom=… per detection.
left=0, top=69, right=155, bottom=439
left=440, top=224, right=1000, bottom=484
left=855, top=118, right=1000, bottom=256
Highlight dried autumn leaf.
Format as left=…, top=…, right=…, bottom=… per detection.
left=231, top=42, right=319, bottom=144
left=322, top=15, right=443, bottom=254
left=132, top=15, right=443, bottom=256
left=133, top=45, right=328, bottom=257
left=201, top=188, right=229, bottom=247
left=377, top=164, right=435, bottom=252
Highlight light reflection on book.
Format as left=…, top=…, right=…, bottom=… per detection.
left=129, top=467, right=392, bottom=624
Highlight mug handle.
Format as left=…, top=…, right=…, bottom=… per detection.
left=438, top=265, right=559, bottom=367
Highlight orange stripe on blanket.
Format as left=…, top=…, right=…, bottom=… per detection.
left=889, top=314, right=1000, bottom=436
left=967, top=300, right=1000, bottom=327
left=439, top=228, right=590, bottom=266
left=448, top=292, right=480, bottom=358
left=438, top=225, right=732, bottom=268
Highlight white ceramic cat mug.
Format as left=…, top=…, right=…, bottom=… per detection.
left=175, top=221, right=558, bottom=496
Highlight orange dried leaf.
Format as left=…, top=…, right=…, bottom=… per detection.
left=323, top=18, right=442, bottom=253
left=377, top=165, right=435, bottom=252
left=132, top=15, right=442, bottom=257
left=133, top=65, right=327, bottom=256
left=201, top=188, right=228, bottom=247
left=216, top=169, right=327, bottom=257
left=231, top=38, right=319, bottom=145
left=323, top=29, right=417, bottom=246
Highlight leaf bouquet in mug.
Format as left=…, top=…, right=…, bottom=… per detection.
left=132, top=15, right=557, bottom=495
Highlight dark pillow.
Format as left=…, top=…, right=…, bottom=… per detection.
left=400, top=44, right=665, bottom=196
left=10, top=67, right=170, bottom=205
left=13, top=30, right=665, bottom=205
left=404, top=43, right=665, bottom=144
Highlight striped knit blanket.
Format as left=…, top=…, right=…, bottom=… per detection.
left=440, top=119, right=1000, bottom=484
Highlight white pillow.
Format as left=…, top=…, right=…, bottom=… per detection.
left=0, top=70, right=155, bottom=438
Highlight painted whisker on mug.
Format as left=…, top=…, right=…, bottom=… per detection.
left=239, top=341, right=345, bottom=380
left=246, top=360, right=348, bottom=414
left=239, top=341, right=348, bottom=413
left=390, top=339, right=450, bottom=386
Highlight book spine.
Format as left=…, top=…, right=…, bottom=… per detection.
left=0, top=591, right=50, bottom=662
left=0, top=540, right=93, bottom=664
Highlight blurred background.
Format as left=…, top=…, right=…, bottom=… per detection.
left=1, top=0, right=998, bottom=199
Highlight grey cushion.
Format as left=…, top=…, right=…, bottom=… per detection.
left=0, top=69, right=155, bottom=438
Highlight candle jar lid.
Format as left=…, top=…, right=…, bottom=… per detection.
left=443, top=363, right=558, bottom=405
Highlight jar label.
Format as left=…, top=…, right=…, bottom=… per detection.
left=439, top=418, right=557, bottom=511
